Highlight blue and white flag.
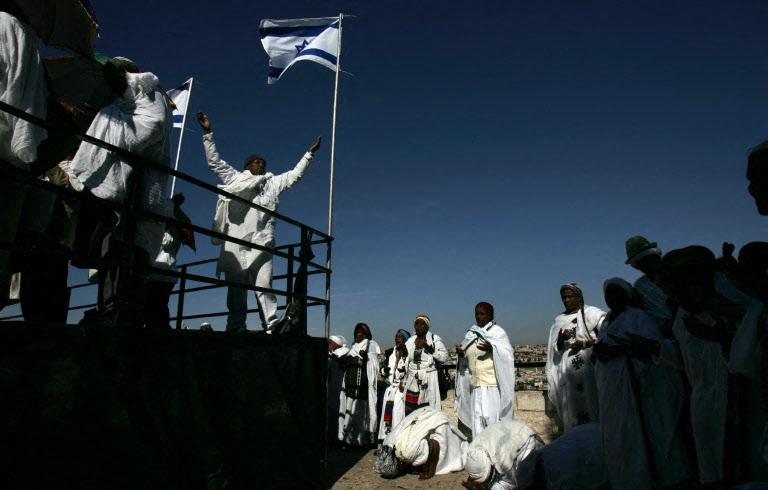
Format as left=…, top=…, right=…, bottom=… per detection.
left=167, top=78, right=192, bottom=128
left=259, top=16, right=339, bottom=84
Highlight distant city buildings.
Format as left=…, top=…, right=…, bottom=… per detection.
left=376, top=345, right=550, bottom=392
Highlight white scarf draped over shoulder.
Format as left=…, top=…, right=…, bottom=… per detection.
left=211, top=171, right=270, bottom=244
left=456, top=322, right=516, bottom=426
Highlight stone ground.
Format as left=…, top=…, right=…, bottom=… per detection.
left=327, top=390, right=466, bottom=489
left=326, top=390, right=557, bottom=489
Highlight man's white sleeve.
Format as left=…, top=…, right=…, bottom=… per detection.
left=203, top=132, right=239, bottom=185
left=272, top=152, right=313, bottom=194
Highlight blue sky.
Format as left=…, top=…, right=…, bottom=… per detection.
left=8, top=1, right=766, bottom=346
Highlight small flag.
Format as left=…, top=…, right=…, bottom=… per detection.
left=167, top=78, right=192, bottom=128
left=259, top=17, right=339, bottom=84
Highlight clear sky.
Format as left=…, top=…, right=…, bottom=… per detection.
left=13, top=1, right=767, bottom=346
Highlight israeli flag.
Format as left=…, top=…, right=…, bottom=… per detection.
left=259, top=16, right=339, bottom=84
left=167, top=78, right=192, bottom=128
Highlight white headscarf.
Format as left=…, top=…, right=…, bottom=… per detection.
left=329, top=334, right=347, bottom=346
left=465, top=446, right=492, bottom=482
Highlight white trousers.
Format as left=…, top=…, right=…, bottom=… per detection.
left=224, top=251, right=276, bottom=331
left=471, top=385, right=501, bottom=438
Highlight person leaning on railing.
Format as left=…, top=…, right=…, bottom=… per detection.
left=196, top=111, right=320, bottom=333
left=68, top=56, right=173, bottom=328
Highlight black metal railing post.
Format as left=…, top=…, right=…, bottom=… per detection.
left=175, top=265, right=187, bottom=330
left=286, top=245, right=295, bottom=305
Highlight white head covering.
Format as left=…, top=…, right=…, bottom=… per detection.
left=465, top=446, right=492, bottom=482
left=329, top=334, right=347, bottom=347
left=415, top=314, right=431, bottom=328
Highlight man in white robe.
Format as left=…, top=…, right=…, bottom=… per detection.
left=69, top=60, right=172, bottom=325
left=545, top=283, right=605, bottom=432
left=593, top=278, right=693, bottom=489
left=197, top=112, right=320, bottom=332
left=375, top=406, right=468, bottom=480
left=403, top=315, right=449, bottom=414
left=71, top=64, right=172, bottom=259
left=462, top=419, right=543, bottom=490
left=0, top=10, right=47, bottom=309
left=456, top=302, right=516, bottom=439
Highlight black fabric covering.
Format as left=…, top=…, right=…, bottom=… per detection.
left=0, top=324, right=328, bottom=489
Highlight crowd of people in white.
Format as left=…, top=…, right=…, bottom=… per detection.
left=329, top=235, right=768, bottom=489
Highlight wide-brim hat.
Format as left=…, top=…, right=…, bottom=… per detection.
left=625, top=235, right=660, bottom=265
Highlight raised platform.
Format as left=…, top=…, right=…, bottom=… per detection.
left=0, top=323, right=328, bottom=490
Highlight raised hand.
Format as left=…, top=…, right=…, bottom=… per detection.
left=308, top=136, right=322, bottom=154
left=196, top=112, right=212, bottom=133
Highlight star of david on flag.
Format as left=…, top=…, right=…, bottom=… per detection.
left=259, top=16, right=339, bottom=84
left=167, top=78, right=192, bottom=128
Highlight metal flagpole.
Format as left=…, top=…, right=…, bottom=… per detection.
left=325, top=14, right=343, bottom=339
left=170, top=77, right=194, bottom=196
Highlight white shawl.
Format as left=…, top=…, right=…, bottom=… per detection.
left=211, top=171, right=270, bottom=244
left=466, top=419, right=541, bottom=484
left=456, top=322, right=516, bottom=427
left=70, top=71, right=171, bottom=257
left=0, top=12, right=47, bottom=167
left=394, top=407, right=462, bottom=463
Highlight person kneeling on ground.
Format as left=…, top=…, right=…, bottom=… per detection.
left=462, top=419, right=544, bottom=490
left=374, top=406, right=467, bottom=480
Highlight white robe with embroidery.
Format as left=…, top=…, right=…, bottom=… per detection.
left=338, top=339, right=380, bottom=445
left=378, top=347, right=408, bottom=440
left=403, top=332, right=449, bottom=412
left=546, top=305, right=605, bottom=431
left=456, top=322, right=516, bottom=433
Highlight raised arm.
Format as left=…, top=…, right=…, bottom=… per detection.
left=197, top=112, right=239, bottom=185
left=271, top=136, right=322, bottom=193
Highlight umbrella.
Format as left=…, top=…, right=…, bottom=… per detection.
left=6, top=0, right=99, bottom=55
left=43, top=54, right=113, bottom=130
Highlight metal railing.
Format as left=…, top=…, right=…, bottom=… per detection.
left=0, top=100, right=333, bottom=335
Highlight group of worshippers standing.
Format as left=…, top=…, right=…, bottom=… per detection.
left=0, top=8, right=322, bottom=331
left=329, top=305, right=547, bottom=489
left=545, top=236, right=768, bottom=489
